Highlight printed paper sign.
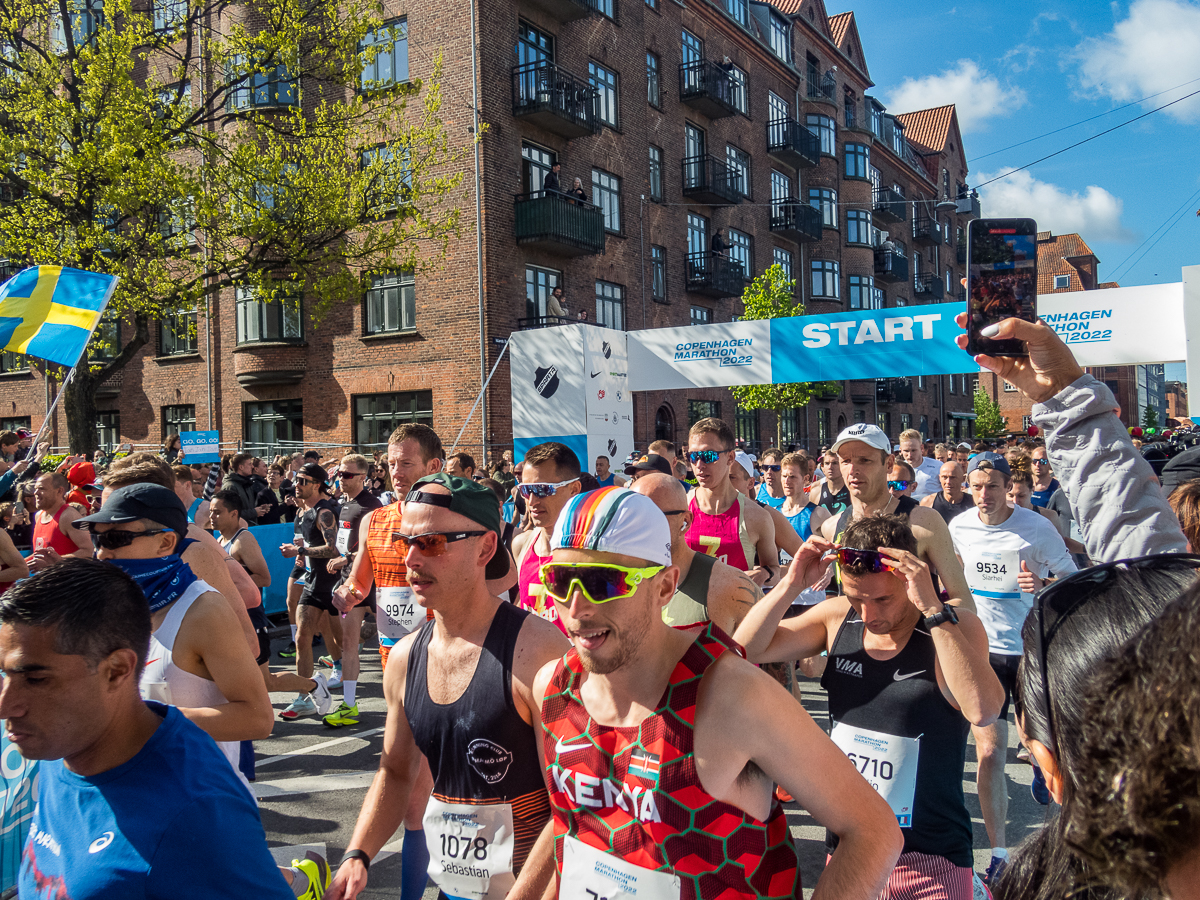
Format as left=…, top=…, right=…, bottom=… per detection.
left=179, top=430, right=220, bottom=463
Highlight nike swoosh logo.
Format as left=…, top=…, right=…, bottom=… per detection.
left=893, top=670, right=926, bottom=682
left=590, top=371, right=601, bottom=378
left=554, top=735, right=591, bottom=755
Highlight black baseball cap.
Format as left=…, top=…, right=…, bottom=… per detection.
left=624, top=453, right=673, bottom=477
left=74, top=483, right=189, bottom=540
left=297, top=462, right=328, bottom=486
left=407, top=473, right=510, bottom=579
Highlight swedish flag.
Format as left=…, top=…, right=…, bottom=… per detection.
left=0, top=266, right=118, bottom=368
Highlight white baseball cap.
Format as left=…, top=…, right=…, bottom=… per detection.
left=733, top=450, right=756, bottom=479
left=830, top=423, right=892, bottom=455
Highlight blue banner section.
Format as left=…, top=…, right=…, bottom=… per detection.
left=513, top=433, right=589, bottom=467
left=769, top=302, right=972, bottom=383
left=251, top=522, right=299, bottom=616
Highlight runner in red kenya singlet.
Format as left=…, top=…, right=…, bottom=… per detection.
left=532, top=486, right=902, bottom=900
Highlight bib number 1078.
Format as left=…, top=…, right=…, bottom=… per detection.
left=441, top=833, right=490, bottom=862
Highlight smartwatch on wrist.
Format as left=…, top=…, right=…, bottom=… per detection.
left=340, top=849, right=370, bottom=872
left=923, top=603, right=959, bottom=630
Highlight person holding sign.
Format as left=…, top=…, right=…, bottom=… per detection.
left=328, top=474, right=567, bottom=900
left=734, top=515, right=1003, bottom=900
left=947, top=452, right=1076, bottom=887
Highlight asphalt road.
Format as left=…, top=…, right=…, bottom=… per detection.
left=256, top=634, right=1051, bottom=898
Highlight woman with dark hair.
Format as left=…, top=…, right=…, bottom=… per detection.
left=162, top=432, right=183, bottom=463
left=993, top=556, right=1200, bottom=900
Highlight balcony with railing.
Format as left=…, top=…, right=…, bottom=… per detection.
left=873, top=187, right=906, bottom=224
left=914, top=273, right=945, bottom=300
left=843, top=101, right=872, bottom=135
left=766, top=117, right=820, bottom=169
left=770, top=200, right=822, bottom=243
left=681, top=154, right=741, bottom=205
left=522, top=0, right=592, bottom=23
left=518, top=315, right=575, bottom=330
left=513, top=191, right=606, bottom=256
left=512, top=61, right=598, bottom=138
left=678, top=59, right=742, bottom=118
left=874, top=248, right=909, bottom=284
left=806, top=71, right=836, bottom=103
left=912, top=216, right=939, bottom=245
left=957, top=191, right=981, bottom=218
left=686, top=252, right=744, bottom=298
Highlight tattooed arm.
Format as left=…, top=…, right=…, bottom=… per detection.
left=304, top=508, right=343, bottom=559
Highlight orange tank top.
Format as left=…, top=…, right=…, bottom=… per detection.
left=365, top=502, right=408, bottom=588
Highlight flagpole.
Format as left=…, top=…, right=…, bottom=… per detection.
left=30, top=365, right=76, bottom=452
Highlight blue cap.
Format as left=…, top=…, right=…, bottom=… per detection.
left=966, top=452, right=1011, bottom=478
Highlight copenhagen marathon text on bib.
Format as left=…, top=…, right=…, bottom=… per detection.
left=335, top=521, right=353, bottom=555
left=830, top=722, right=920, bottom=828
left=423, top=797, right=516, bottom=900
left=962, top=546, right=1021, bottom=602
left=378, top=586, right=421, bottom=639
left=560, top=836, right=681, bottom=900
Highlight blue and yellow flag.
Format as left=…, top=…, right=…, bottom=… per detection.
left=0, top=266, right=118, bottom=368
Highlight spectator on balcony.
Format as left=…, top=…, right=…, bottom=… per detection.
left=567, top=176, right=588, bottom=205
left=711, top=228, right=728, bottom=258
left=577, top=309, right=589, bottom=323
left=547, top=286, right=567, bottom=324
left=542, top=161, right=562, bottom=196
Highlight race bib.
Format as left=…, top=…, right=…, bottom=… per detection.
left=560, top=836, right=681, bottom=900
left=335, top=521, right=353, bottom=555
left=830, top=722, right=920, bottom=828
left=962, top=546, right=1021, bottom=600
left=423, top=797, right=515, bottom=900
left=378, top=585, right=421, bottom=639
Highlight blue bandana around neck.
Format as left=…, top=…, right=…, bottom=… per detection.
left=107, top=552, right=198, bottom=613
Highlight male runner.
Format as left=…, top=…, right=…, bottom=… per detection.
left=735, top=516, right=1003, bottom=899
left=27, top=473, right=92, bottom=571
left=779, top=452, right=829, bottom=543
left=534, top=488, right=904, bottom=900
left=919, top=462, right=975, bottom=524
left=947, top=453, right=1076, bottom=885
left=898, top=429, right=942, bottom=501
left=889, top=461, right=917, bottom=499
left=511, top=442, right=582, bottom=630
left=1028, top=445, right=1060, bottom=508
left=809, top=447, right=850, bottom=516
left=818, top=424, right=976, bottom=613
left=754, top=448, right=787, bottom=509
left=686, top=418, right=777, bottom=586
left=278, top=463, right=343, bottom=720
left=632, top=473, right=762, bottom=633
left=593, top=455, right=626, bottom=487
left=322, top=453, right=382, bottom=727
left=328, top=474, right=568, bottom=900
left=955, top=443, right=971, bottom=468
left=728, top=451, right=799, bottom=567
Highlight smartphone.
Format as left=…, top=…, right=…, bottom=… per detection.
left=12, top=501, right=22, bottom=516
left=966, top=218, right=1038, bottom=357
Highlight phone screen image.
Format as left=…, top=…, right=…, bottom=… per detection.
left=966, top=219, right=1037, bottom=356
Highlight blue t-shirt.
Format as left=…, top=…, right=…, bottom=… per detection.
left=20, top=703, right=291, bottom=900
left=596, top=474, right=616, bottom=487
left=755, top=483, right=786, bottom=510
left=784, top=504, right=816, bottom=541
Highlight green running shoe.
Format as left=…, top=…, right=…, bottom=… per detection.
left=322, top=702, right=360, bottom=728
left=279, top=640, right=297, bottom=659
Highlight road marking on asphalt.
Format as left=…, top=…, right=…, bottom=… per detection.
left=255, top=770, right=379, bottom=799
left=256, top=726, right=386, bottom=768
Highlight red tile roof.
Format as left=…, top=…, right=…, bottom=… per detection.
left=1036, top=232, right=1101, bottom=294
left=895, top=105, right=955, bottom=154
left=772, top=0, right=804, bottom=15
left=828, top=11, right=853, bottom=45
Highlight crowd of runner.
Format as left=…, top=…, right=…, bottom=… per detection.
left=5, top=312, right=1200, bottom=900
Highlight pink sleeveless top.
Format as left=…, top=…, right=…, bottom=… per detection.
left=685, top=495, right=755, bottom=571
left=517, top=538, right=566, bottom=633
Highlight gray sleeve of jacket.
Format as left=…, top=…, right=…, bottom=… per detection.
left=1032, top=374, right=1187, bottom=562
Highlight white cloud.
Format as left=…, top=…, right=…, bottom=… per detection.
left=1074, top=0, right=1200, bottom=123
left=977, top=169, right=1136, bottom=243
left=884, top=60, right=1026, bottom=133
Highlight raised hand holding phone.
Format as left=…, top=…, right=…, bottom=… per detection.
left=965, top=218, right=1038, bottom=357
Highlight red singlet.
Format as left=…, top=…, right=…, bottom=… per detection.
left=541, top=623, right=800, bottom=900
left=33, top=505, right=80, bottom=557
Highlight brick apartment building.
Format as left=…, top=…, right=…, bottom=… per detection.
left=0, top=0, right=982, bottom=459
left=1166, top=380, right=1188, bottom=426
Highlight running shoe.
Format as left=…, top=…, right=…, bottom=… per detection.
left=310, top=673, right=334, bottom=716
left=972, top=872, right=993, bottom=900
left=279, top=640, right=297, bottom=659
left=1016, top=745, right=1031, bottom=762
left=325, top=666, right=343, bottom=689
left=982, top=855, right=1007, bottom=888
left=1031, top=764, right=1051, bottom=805
left=774, top=785, right=793, bottom=803
left=323, top=702, right=360, bottom=728
left=280, top=694, right=317, bottom=720
left=290, top=850, right=330, bottom=899
left=317, top=654, right=336, bottom=668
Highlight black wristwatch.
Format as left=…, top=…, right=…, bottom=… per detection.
left=340, top=849, right=371, bottom=872
left=923, top=603, right=959, bottom=630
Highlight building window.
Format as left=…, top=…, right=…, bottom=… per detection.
left=853, top=408, right=866, bottom=424
left=1054, top=274, right=1070, bottom=289
left=51, top=0, right=104, bottom=51
left=690, top=305, right=712, bottom=325
left=844, top=142, right=870, bottom=180
left=525, top=265, right=561, bottom=319
left=646, top=52, right=660, bottom=108
left=846, top=209, right=871, bottom=246
left=773, top=247, right=793, bottom=281
left=805, top=113, right=835, bottom=155
left=727, top=228, right=752, bottom=279
left=900, top=413, right=912, bottom=433
left=227, top=55, right=297, bottom=110
left=811, top=259, right=840, bottom=299
left=655, top=405, right=674, bottom=442
left=770, top=169, right=791, bottom=218
left=651, top=246, right=666, bottom=301
left=681, top=29, right=702, bottom=66
left=93, top=312, right=121, bottom=360
left=521, top=142, right=556, bottom=194
left=354, top=391, right=432, bottom=449
left=809, top=187, right=837, bottom=228
left=735, top=407, right=759, bottom=451
left=726, top=145, right=750, bottom=198
left=0, top=417, right=31, bottom=432
left=688, top=399, right=720, bottom=425
left=1022, top=415, right=1034, bottom=432
left=160, top=309, right=197, bottom=355
left=917, top=375, right=926, bottom=391
left=725, top=0, right=748, bottom=26
left=593, top=0, right=615, bottom=19
left=817, top=407, right=830, bottom=446
left=849, top=275, right=877, bottom=310
left=96, top=410, right=120, bottom=452
left=359, top=18, right=408, bottom=92
left=768, top=12, right=790, bottom=62
left=949, top=373, right=957, bottom=394
left=235, top=285, right=303, bottom=344
left=877, top=411, right=891, bottom=435
left=0, top=352, right=29, bottom=374
left=728, top=65, right=748, bottom=115
left=589, top=62, right=619, bottom=129
left=687, top=211, right=708, bottom=257
left=591, top=168, right=621, bottom=234
left=360, top=144, right=412, bottom=215
left=595, top=280, right=624, bottom=330
left=365, top=271, right=416, bottom=334
left=648, top=145, right=663, bottom=202
left=645, top=0, right=656, bottom=9
left=153, top=0, right=186, bottom=31
left=162, top=404, right=196, bottom=442
left=244, top=400, right=303, bottom=449
left=1004, top=380, right=1017, bottom=392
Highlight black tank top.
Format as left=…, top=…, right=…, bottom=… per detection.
left=405, top=602, right=551, bottom=870
left=818, top=482, right=851, bottom=515
left=820, top=609, right=972, bottom=867
left=931, top=491, right=976, bottom=525
left=300, top=497, right=341, bottom=598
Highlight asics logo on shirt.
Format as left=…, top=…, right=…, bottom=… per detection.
left=892, top=670, right=926, bottom=682
left=88, top=831, right=115, bottom=854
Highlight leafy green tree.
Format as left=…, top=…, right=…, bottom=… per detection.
left=728, top=265, right=839, bottom=448
left=973, top=383, right=1005, bottom=438
left=0, top=0, right=471, bottom=451
left=1142, top=404, right=1160, bottom=430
